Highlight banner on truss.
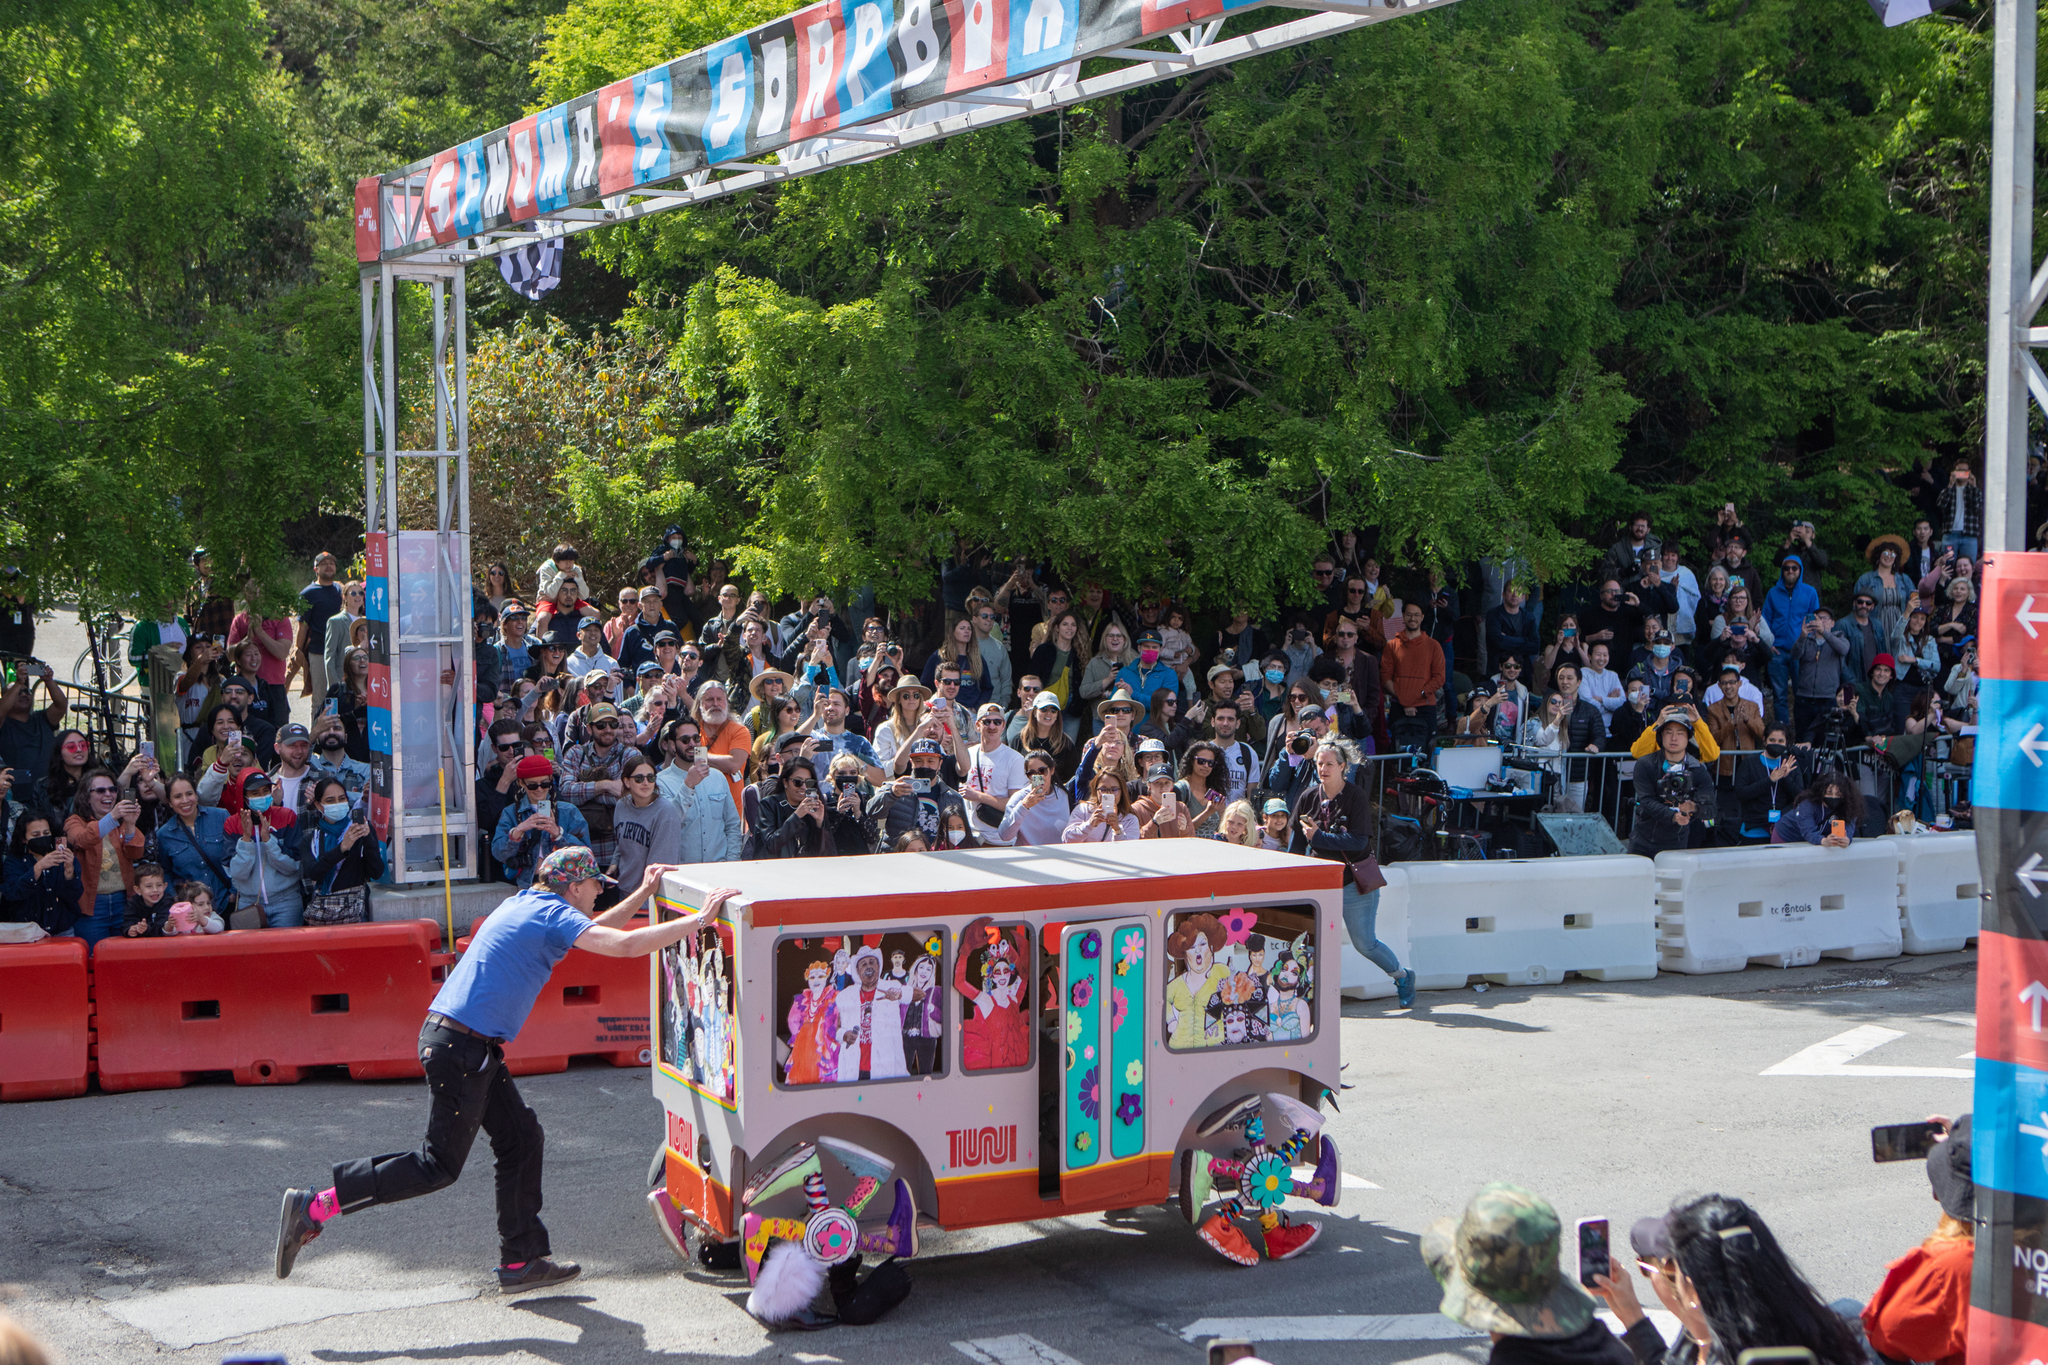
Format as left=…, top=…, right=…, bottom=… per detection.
left=354, top=0, right=1437, bottom=260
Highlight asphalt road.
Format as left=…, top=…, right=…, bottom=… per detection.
left=1, top=949, right=1977, bottom=1365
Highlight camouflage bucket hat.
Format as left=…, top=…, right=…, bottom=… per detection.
left=1420, top=1183, right=1595, bottom=1339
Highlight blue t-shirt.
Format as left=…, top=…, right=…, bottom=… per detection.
left=430, top=887, right=593, bottom=1040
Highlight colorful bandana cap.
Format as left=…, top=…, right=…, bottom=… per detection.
left=537, top=846, right=616, bottom=892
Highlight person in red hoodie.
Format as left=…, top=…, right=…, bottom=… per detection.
left=1862, top=1114, right=1972, bottom=1365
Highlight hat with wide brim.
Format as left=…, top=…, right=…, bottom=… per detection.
left=1097, top=686, right=1142, bottom=719
left=887, top=679, right=932, bottom=707
left=748, top=669, right=796, bottom=701
left=1867, top=534, right=1910, bottom=567
left=1421, top=1185, right=1596, bottom=1340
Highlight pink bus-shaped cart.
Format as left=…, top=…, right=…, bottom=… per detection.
left=644, top=840, right=1346, bottom=1283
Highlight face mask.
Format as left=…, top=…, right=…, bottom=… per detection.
left=1139, top=649, right=1160, bottom=666
left=946, top=829, right=967, bottom=846
left=322, top=802, right=352, bottom=823
left=668, top=537, right=683, bottom=549
left=1264, top=668, right=1286, bottom=685
left=246, top=794, right=273, bottom=813
left=1650, top=645, right=1671, bottom=659
left=1764, top=743, right=1787, bottom=758
left=1628, top=688, right=1646, bottom=704
left=26, top=835, right=55, bottom=855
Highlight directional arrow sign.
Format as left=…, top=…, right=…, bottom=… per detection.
left=2024, top=981, right=2048, bottom=1033
left=2021, top=853, right=2048, bottom=899
left=2020, top=594, right=2048, bottom=640
left=1760, top=1025, right=1972, bottom=1078
left=2026, top=725, right=2048, bottom=768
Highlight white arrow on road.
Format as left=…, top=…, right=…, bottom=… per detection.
left=2024, top=981, right=2048, bottom=1033
left=1761, top=1025, right=1972, bottom=1078
left=2021, top=594, right=2048, bottom=639
left=2024, top=725, right=2048, bottom=767
left=2021, top=853, right=2048, bottom=899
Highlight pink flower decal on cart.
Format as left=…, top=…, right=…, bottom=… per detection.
left=1070, top=977, right=1093, bottom=1009
left=1218, top=909, right=1258, bottom=945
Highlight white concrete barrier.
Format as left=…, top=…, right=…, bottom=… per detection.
left=1652, top=843, right=1902, bottom=974
left=1342, top=857, right=1657, bottom=995
left=1883, top=832, right=1982, bottom=955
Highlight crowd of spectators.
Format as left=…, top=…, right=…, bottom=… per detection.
left=0, top=456, right=2009, bottom=937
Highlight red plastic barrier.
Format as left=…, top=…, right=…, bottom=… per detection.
left=93, top=923, right=447, bottom=1093
left=0, top=937, right=90, bottom=1102
left=457, top=928, right=651, bottom=1076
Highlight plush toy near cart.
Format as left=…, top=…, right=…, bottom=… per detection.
left=641, top=841, right=1347, bottom=1328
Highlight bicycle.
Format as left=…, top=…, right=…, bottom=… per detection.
left=72, top=609, right=129, bottom=692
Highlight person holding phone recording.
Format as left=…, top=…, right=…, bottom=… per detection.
left=297, top=777, right=383, bottom=925
left=491, top=756, right=592, bottom=889
left=1061, top=768, right=1140, bottom=842
left=1861, top=1114, right=1972, bottom=1365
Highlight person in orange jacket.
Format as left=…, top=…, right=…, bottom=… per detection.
left=1862, top=1113, right=1972, bottom=1365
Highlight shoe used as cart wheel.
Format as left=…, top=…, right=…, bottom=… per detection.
left=647, top=1187, right=689, bottom=1261
left=1197, top=1213, right=1259, bottom=1267
left=1263, top=1219, right=1321, bottom=1261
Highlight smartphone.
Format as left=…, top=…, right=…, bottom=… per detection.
left=324, top=697, right=339, bottom=718
left=911, top=778, right=932, bottom=795
left=1736, top=1351, right=1817, bottom=1365
left=1576, top=1217, right=1610, bottom=1288
left=138, top=740, right=155, bottom=761
left=1208, top=1342, right=1256, bottom=1365
left=533, top=799, right=553, bottom=823
left=1830, top=819, right=1847, bottom=840
left=1030, top=773, right=1048, bottom=794
left=1098, top=794, right=1115, bottom=818
left=1871, top=1120, right=1942, bottom=1163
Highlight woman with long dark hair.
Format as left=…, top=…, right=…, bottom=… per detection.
left=1776, top=771, right=1863, bottom=847
left=1667, top=1194, right=1865, bottom=1365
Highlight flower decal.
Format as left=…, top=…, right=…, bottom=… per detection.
left=1066, top=1010, right=1082, bottom=1043
left=1083, top=1044, right=1095, bottom=1062
left=1110, top=986, right=1128, bottom=1034
left=1243, top=1153, right=1293, bottom=1210
left=1075, top=1130, right=1093, bottom=1153
left=1117, top=936, right=1144, bottom=974
left=1079, top=930, right=1101, bottom=960
left=1078, top=1066, right=1101, bottom=1119
left=1070, top=977, right=1094, bottom=1009
left=923, top=933, right=943, bottom=956
left=1218, top=908, right=1259, bottom=945
left=1124, top=1059, right=1143, bottom=1086
left=1115, top=1091, right=1143, bottom=1126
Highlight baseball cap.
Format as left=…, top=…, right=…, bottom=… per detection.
left=277, top=723, right=311, bottom=744
left=1262, top=798, right=1290, bottom=817
left=577, top=616, right=602, bottom=632
left=220, top=675, right=254, bottom=694
left=636, top=661, right=663, bottom=676
left=1653, top=629, right=1672, bottom=644
left=1031, top=691, right=1062, bottom=712
left=1629, top=1216, right=1673, bottom=1261
left=1144, top=763, right=1174, bottom=783
left=909, top=738, right=946, bottom=756
left=976, top=702, right=1006, bottom=722
left=1135, top=737, right=1168, bottom=756
left=1136, top=628, right=1163, bottom=645
left=500, top=602, right=530, bottom=619
left=537, top=846, right=615, bottom=892
left=585, top=702, right=619, bottom=724
left=654, top=631, right=680, bottom=646
left=1421, top=1184, right=1594, bottom=1340
left=639, top=586, right=663, bottom=599
left=1297, top=704, right=1325, bottom=722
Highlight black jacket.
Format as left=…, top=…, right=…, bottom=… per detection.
left=1629, top=753, right=1717, bottom=854
left=743, top=790, right=837, bottom=859
left=1286, top=776, right=1373, bottom=862
left=1489, top=1318, right=1637, bottom=1365
left=864, top=780, right=968, bottom=847
left=2, top=854, right=83, bottom=934
left=1733, top=749, right=1810, bottom=827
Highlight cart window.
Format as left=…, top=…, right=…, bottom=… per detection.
left=658, top=922, right=735, bottom=1102
left=1162, top=904, right=1317, bottom=1052
left=773, top=929, right=946, bottom=1088
left=956, top=920, right=1034, bottom=1074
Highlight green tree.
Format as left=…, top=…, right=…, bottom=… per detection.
left=0, top=0, right=359, bottom=617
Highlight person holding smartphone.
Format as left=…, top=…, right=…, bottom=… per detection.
left=996, top=752, right=1071, bottom=846
left=297, top=777, right=384, bottom=924
left=1061, top=768, right=1140, bottom=842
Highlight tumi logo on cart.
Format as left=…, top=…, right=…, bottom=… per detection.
left=667, top=1111, right=694, bottom=1160
left=946, top=1124, right=1016, bottom=1168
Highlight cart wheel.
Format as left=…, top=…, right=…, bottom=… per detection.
left=648, top=1138, right=667, bottom=1191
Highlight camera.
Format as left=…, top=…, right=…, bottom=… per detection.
left=1290, top=732, right=1314, bottom=756
left=1657, top=769, right=1692, bottom=804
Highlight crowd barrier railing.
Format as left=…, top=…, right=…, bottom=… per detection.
left=0, top=937, right=91, bottom=1102
left=92, top=922, right=449, bottom=1092
left=1651, top=842, right=1903, bottom=974
left=1883, top=831, right=1983, bottom=954
left=1339, top=856, right=1657, bottom=997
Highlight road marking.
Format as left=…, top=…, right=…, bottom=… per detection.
left=1761, top=1025, right=1971, bottom=1079
left=104, top=1282, right=473, bottom=1350
left=955, top=1334, right=1088, bottom=1365
left=1178, top=1310, right=1680, bottom=1344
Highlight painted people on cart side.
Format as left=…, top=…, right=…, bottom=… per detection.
left=1165, top=914, right=1229, bottom=1048
left=1267, top=950, right=1311, bottom=1040
left=1207, top=970, right=1270, bottom=1045
left=833, top=946, right=908, bottom=1082
left=902, top=952, right=943, bottom=1075
left=957, top=917, right=1032, bottom=1070
left=784, top=958, right=840, bottom=1085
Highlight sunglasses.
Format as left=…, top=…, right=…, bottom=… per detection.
left=1108, top=707, right=1134, bottom=717
left=1288, top=693, right=1309, bottom=703
left=1047, top=596, right=1069, bottom=605
left=1193, top=757, right=1216, bottom=767
left=976, top=613, right=994, bottom=621
left=592, top=721, right=621, bottom=731
left=626, top=772, right=656, bottom=783
left=495, top=741, right=522, bottom=753
left=980, top=718, right=1003, bottom=727
left=522, top=780, right=554, bottom=792
left=1335, top=631, right=1358, bottom=639
left=1312, top=568, right=1334, bottom=578
left=788, top=777, right=817, bottom=790
left=89, top=785, right=118, bottom=797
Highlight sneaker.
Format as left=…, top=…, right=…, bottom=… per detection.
left=1197, top=1213, right=1259, bottom=1267
left=497, top=1257, right=581, bottom=1292
left=275, top=1188, right=322, bottom=1280
left=1263, top=1219, right=1322, bottom=1261
left=1396, top=968, right=1417, bottom=1008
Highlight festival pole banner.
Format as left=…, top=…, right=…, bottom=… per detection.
left=356, top=0, right=1443, bottom=260
left=1971, top=549, right=2048, bottom=1363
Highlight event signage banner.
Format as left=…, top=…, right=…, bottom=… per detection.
left=356, top=0, right=1439, bottom=260
left=1972, top=550, right=2048, bottom=1363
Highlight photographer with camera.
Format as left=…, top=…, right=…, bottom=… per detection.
left=1628, top=712, right=1716, bottom=856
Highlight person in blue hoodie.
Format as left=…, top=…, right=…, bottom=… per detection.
left=1115, top=628, right=1180, bottom=711
left=1760, top=555, right=1818, bottom=723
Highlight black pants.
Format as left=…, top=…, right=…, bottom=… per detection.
left=331, top=1021, right=549, bottom=1264
left=1792, top=694, right=1831, bottom=745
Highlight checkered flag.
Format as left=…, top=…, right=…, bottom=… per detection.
left=497, top=238, right=564, bottom=300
